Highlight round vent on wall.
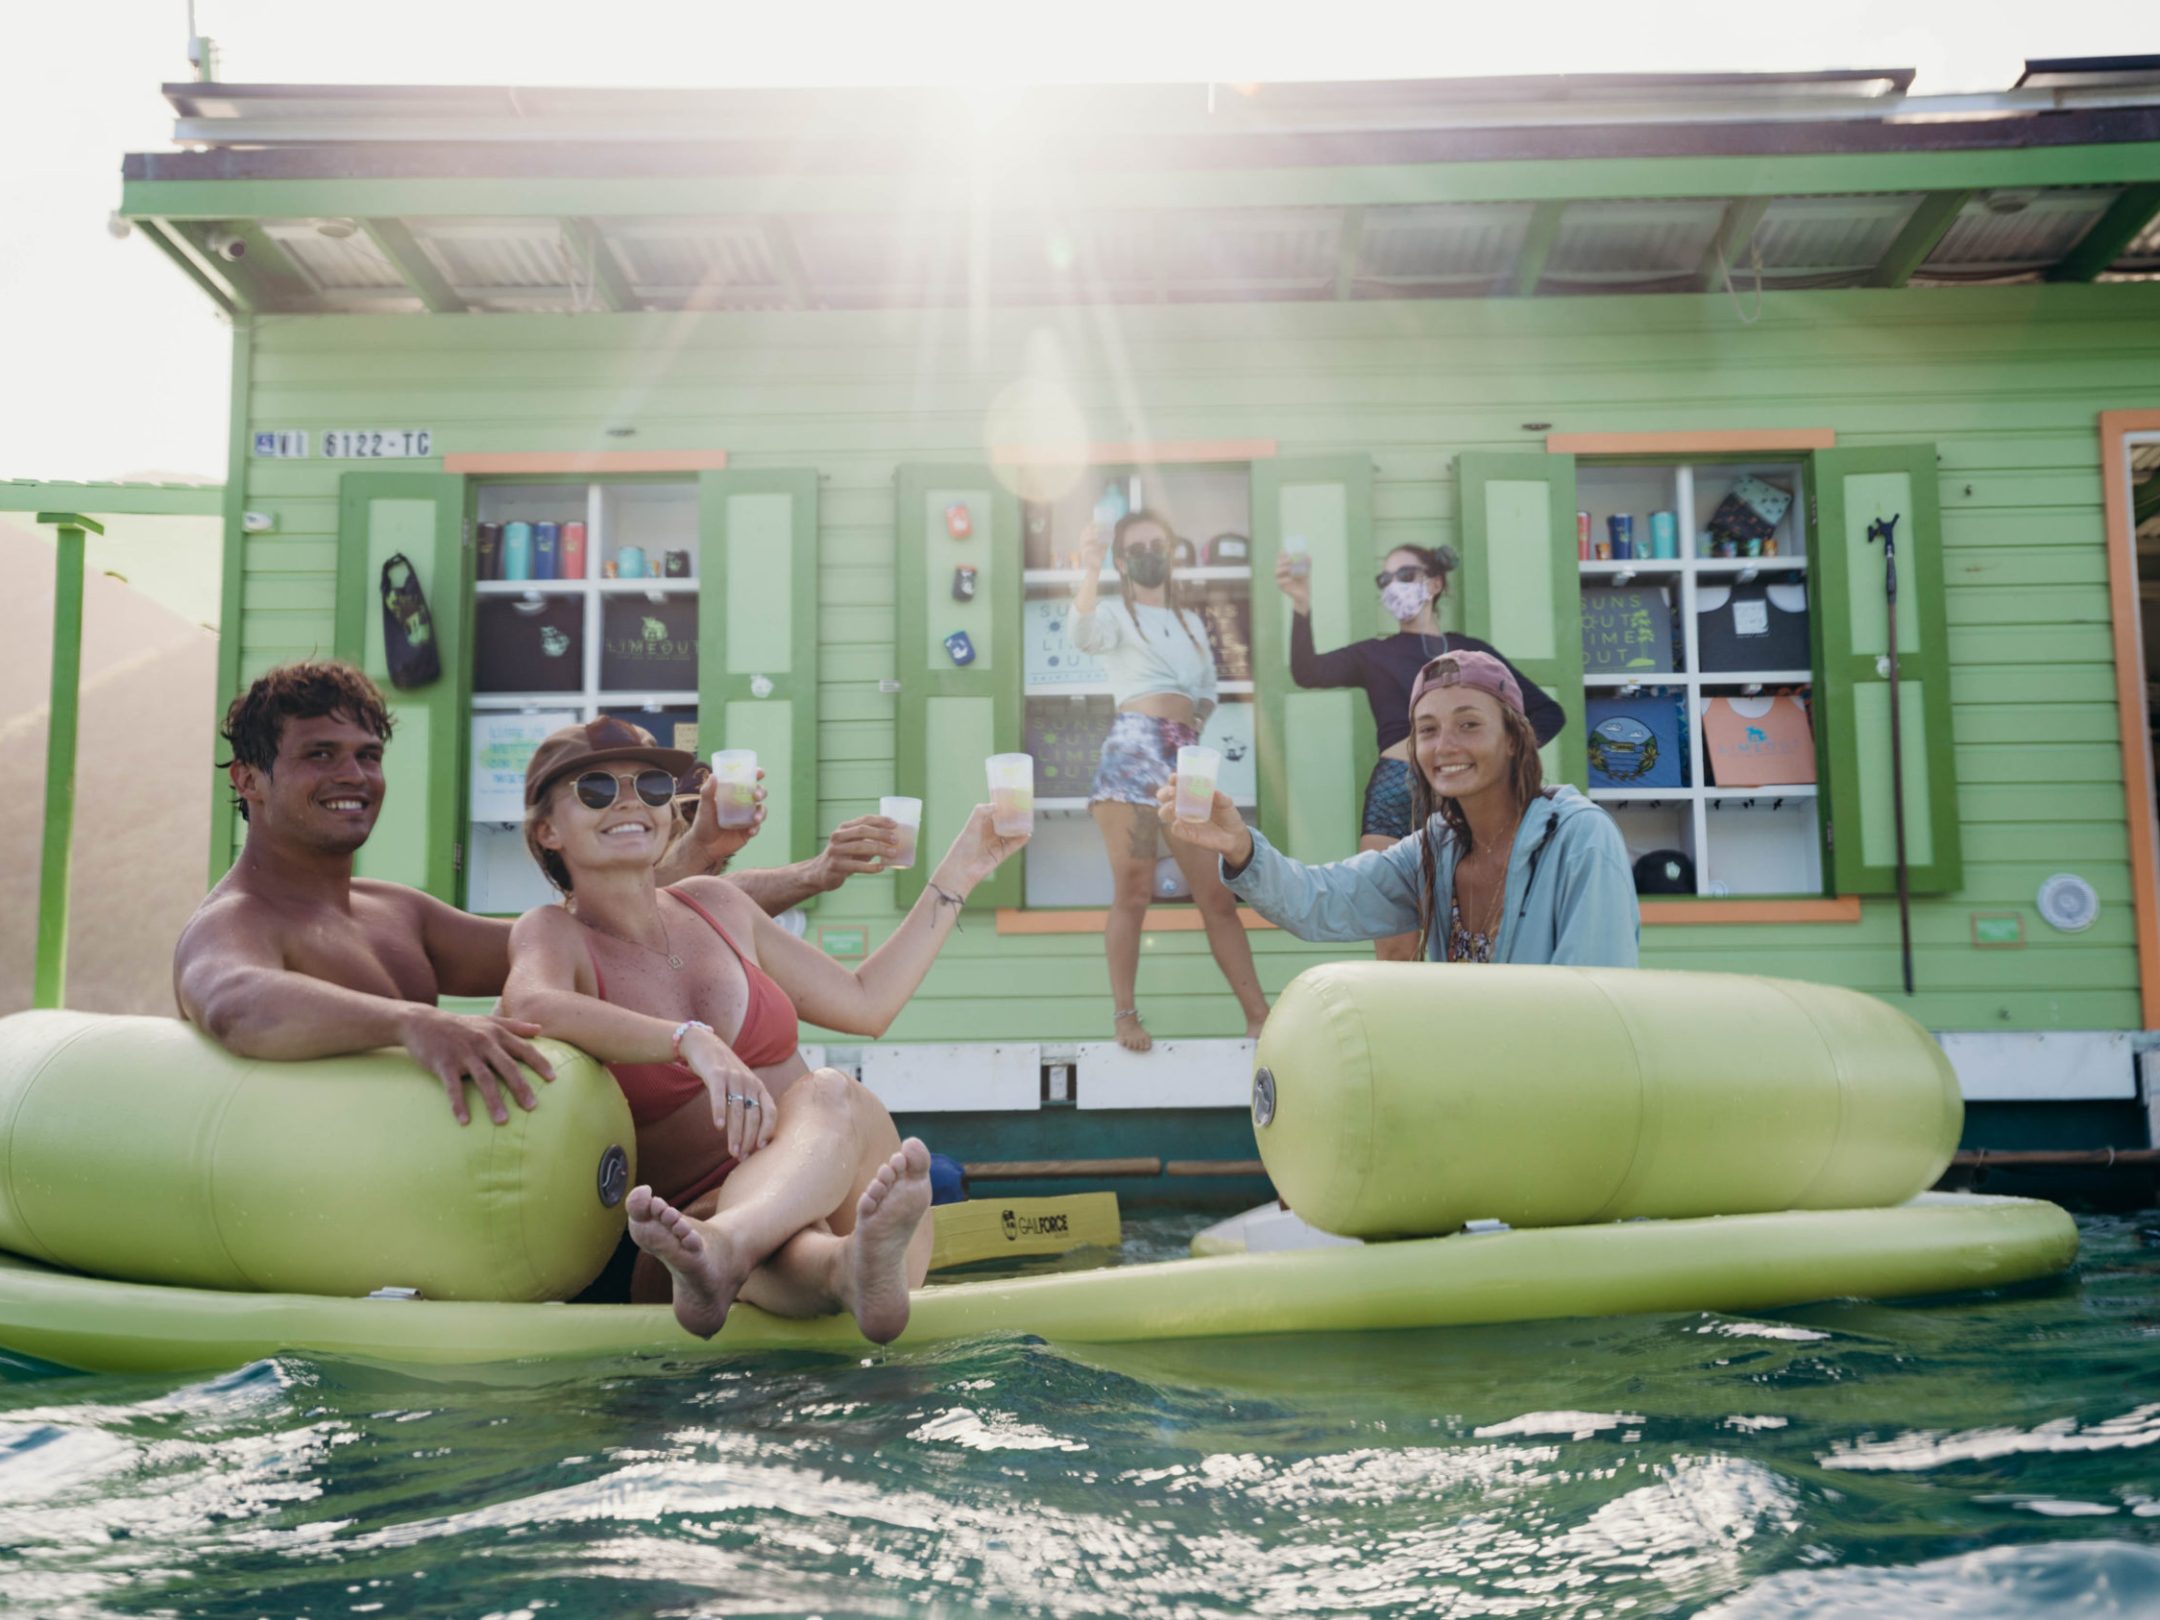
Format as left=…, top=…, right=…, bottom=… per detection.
left=2035, top=873, right=2100, bottom=934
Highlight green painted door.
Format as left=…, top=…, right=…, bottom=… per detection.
left=1456, top=452, right=1586, bottom=788
left=1812, top=444, right=1962, bottom=895
left=894, top=466, right=1022, bottom=910
left=698, top=469, right=819, bottom=886
left=334, top=471, right=469, bottom=901
left=1250, top=456, right=1374, bottom=859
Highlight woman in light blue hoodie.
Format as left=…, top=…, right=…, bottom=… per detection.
left=1162, top=649, right=1638, bottom=967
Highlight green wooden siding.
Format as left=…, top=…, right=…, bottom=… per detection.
left=223, top=284, right=2160, bottom=1036
left=698, top=468, right=820, bottom=877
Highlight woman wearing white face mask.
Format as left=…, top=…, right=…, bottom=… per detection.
left=1072, top=509, right=1271, bottom=1052
left=1274, top=542, right=1566, bottom=961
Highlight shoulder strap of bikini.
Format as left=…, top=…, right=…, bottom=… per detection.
left=665, top=885, right=748, bottom=965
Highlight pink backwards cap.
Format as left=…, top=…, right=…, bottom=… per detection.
left=1408, top=649, right=1524, bottom=724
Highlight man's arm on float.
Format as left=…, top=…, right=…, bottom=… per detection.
left=174, top=899, right=553, bottom=1125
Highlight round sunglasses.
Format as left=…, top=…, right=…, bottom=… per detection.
left=1375, top=565, right=1430, bottom=589
left=574, top=764, right=706, bottom=812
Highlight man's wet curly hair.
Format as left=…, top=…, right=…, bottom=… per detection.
left=220, top=660, right=394, bottom=822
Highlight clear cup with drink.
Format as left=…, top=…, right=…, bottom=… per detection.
left=1282, top=534, right=1311, bottom=580
left=880, top=796, right=923, bottom=870
left=1174, top=745, right=1221, bottom=823
left=986, top=754, right=1035, bottom=838
left=712, top=749, right=759, bottom=829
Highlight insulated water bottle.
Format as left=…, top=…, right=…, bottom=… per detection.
left=501, top=522, right=534, bottom=582
left=559, top=521, right=587, bottom=580
left=533, top=521, right=559, bottom=581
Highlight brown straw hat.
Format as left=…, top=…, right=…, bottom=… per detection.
left=523, top=715, right=696, bottom=808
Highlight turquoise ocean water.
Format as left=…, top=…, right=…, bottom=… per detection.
left=2, top=1209, right=2157, bottom=1618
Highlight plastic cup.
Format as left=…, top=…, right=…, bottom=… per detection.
left=1283, top=535, right=1311, bottom=580
left=1174, top=745, right=1221, bottom=823
left=713, top=749, right=758, bottom=828
left=986, top=753, right=1035, bottom=838
left=880, top=796, right=923, bottom=870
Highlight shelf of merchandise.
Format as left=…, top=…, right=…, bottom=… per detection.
left=473, top=577, right=699, bottom=596
left=1578, top=458, right=1820, bottom=897
left=466, top=477, right=701, bottom=916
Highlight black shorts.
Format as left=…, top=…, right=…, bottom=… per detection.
left=1361, top=757, right=1416, bottom=841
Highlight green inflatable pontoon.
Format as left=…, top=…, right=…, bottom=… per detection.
left=0, top=966, right=2085, bottom=1378
left=0, top=1194, right=2081, bottom=1376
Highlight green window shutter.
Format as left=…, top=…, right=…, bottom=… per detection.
left=1249, top=456, right=1375, bottom=858
left=893, top=466, right=1021, bottom=910
left=1456, top=452, right=1585, bottom=788
left=334, top=471, right=469, bottom=903
left=1812, top=444, right=1962, bottom=895
left=698, top=469, right=820, bottom=894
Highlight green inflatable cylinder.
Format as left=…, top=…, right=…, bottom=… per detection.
left=1252, top=964, right=1963, bottom=1238
left=0, top=1012, right=633, bottom=1302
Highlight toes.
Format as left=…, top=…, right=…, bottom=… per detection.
left=900, top=1137, right=931, bottom=1175
left=628, top=1184, right=655, bottom=1219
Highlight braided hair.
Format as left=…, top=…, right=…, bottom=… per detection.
left=1112, top=509, right=1207, bottom=654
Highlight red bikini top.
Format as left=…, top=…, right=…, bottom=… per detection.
left=584, top=887, right=800, bottom=1068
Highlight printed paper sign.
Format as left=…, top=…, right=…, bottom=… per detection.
left=471, top=710, right=577, bottom=821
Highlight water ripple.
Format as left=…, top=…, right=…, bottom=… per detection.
left=1822, top=1403, right=2160, bottom=1472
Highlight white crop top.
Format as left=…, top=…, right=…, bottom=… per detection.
left=1068, top=600, right=1220, bottom=710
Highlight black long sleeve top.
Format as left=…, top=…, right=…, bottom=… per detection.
left=1289, top=615, right=1568, bottom=753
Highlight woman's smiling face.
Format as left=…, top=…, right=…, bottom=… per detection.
left=535, top=770, right=670, bottom=882
left=1412, top=685, right=1512, bottom=801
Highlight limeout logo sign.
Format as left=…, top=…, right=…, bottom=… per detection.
left=1001, top=1208, right=1071, bottom=1242
left=606, top=614, right=693, bottom=665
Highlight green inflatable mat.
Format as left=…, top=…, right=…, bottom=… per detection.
left=0, top=1194, right=2076, bottom=1376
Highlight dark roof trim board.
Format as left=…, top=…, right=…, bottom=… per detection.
left=125, top=106, right=2160, bottom=185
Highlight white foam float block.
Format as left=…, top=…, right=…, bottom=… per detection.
left=859, top=1042, right=1043, bottom=1113
left=1937, top=1031, right=2135, bottom=1102
left=1074, top=1038, right=1255, bottom=1110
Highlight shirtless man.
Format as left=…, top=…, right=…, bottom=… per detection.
left=173, top=660, right=898, bottom=1125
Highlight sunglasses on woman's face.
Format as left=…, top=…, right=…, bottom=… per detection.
left=573, top=767, right=682, bottom=811
left=1375, top=565, right=1428, bottom=589
left=1122, top=541, right=1167, bottom=562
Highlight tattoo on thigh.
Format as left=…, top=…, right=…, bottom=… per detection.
left=1127, top=811, right=1157, bottom=860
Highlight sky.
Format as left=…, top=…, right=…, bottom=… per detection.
left=0, top=0, right=2147, bottom=484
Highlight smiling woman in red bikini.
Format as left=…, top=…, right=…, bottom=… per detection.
left=502, top=717, right=1025, bottom=1344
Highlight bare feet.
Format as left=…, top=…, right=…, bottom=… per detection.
left=1114, top=1010, right=1153, bottom=1054
left=626, top=1184, right=754, bottom=1340
left=841, top=1138, right=932, bottom=1344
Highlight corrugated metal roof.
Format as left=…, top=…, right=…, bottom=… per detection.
left=1748, top=194, right=1919, bottom=280
left=1921, top=189, right=2121, bottom=275
left=1358, top=204, right=1536, bottom=289
left=1544, top=200, right=1724, bottom=285
left=415, top=220, right=573, bottom=291
left=260, top=224, right=407, bottom=291
left=155, top=184, right=2160, bottom=314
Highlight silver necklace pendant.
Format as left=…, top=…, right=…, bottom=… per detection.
left=665, top=952, right=685, bottom=971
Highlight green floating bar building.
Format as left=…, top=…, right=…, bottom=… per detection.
left=107, top=59, right=2160, bottom=1193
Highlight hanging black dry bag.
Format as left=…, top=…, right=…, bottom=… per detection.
left=379, top=553, right=441, bottom=689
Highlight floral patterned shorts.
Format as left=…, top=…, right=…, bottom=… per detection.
left=1090, top=713, right=1200, bottom=807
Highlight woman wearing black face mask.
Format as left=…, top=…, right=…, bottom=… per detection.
left=1072, top=510, right=1269, bottom=1052
left=1275, top=541, right=1566, bottom=961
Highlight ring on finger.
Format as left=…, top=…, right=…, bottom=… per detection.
left=724, top=1092, right=761, bottom=1110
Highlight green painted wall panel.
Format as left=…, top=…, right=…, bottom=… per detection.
left=225, top=285, right=2160, bottom=1033
left=723, top=491, right=795, bottom=672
